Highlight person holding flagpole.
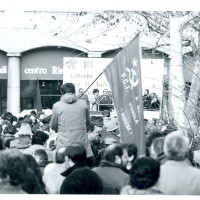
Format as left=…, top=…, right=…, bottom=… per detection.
left=50, top=83, right=94, bottom=164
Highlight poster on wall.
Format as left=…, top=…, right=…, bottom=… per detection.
left=63, top=57, right=112, bottom=97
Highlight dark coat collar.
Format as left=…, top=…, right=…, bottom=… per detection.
left=99, top=160, right=122, bottom=169
left=61, top=161, right=87, bottom=177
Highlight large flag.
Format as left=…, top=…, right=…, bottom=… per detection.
left=36, top=79, right=42, bottom=113
left=103, top=35, right=145, bottom=156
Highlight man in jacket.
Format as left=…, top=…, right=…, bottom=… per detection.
left=93, top=144, right=129, bottom=194
left=143, top=89, right=151, bottom=110
left=97, top=89, right=113, bottom=111
left=50, top=83, right=93, bottom=158
left=60, top=144, right=103, bottom=194
left=154, top=131, right=200, bottom=195
left=43, top=147, right=66, bottom=194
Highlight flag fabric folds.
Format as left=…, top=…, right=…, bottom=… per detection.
left=103, top=35, right=145, bottom=156
left=36, top=79, right=42, bottom=113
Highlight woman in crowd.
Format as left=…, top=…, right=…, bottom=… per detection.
left=0, top=149, right=27, bottom=194
left=90, top=89, right=99, bottom=111
left=10, top=122, right=32, bottom=149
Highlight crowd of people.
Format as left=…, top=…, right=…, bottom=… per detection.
left=1, top=83, right=200, bottom=195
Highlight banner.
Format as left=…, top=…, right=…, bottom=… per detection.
left=104, top=35, right=145, bottom=156
left=36, top=79, right=42, bottom=113
left=63, top=57, right=112, bottom=97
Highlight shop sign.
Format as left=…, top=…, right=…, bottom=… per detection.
left=24, top=67, right=47, bottom=74
left=21, top=66, right=63, bottom=80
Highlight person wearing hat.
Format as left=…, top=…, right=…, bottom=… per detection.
left=102, top=110, right=119, bottom=133
left=103, top=133, right=121, bottom=147
left=10, top=122, right=32, bottom=149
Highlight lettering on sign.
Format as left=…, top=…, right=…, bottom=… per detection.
left=137, top=105, right=141, bottom=120
left=24, top=67, right=47, bottom=74
left=84, top=60, right=93, bottom=69
left=121, top=112, right=132, bottom=133
left=52, top=66, right=63, bottom=74
left=70, top=73, right=92, bottom=79
left=121, top=72, right=130, bottom=90
left=95, top=80, right=109, bottom=88
left=0, top=66, right=7, bottom=73
left=66, top=60, right=76, bottom=69
left=128, top=102, right=139, bottom=124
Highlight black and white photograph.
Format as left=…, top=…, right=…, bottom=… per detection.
left=0, top=0, right=199, bottom=197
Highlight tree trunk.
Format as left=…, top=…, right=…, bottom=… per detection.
left=169, top=17, right=186, bottom=130
left=185, top=32, right=200, bottom=135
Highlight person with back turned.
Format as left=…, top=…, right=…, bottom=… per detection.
left=50, top=83, right=93, bottom=161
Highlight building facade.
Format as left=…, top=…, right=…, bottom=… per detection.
left=2, top=10, right=193, bottom=116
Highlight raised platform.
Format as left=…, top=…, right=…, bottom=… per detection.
left=89, top=111, right=102, bottom=117
left=89, top=110, right=160, bottom=120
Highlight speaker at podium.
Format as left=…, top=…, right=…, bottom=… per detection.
left=98, top=104, right=113, bottom=111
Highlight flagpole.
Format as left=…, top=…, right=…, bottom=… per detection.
left=80, top=71, right=103, bottom=98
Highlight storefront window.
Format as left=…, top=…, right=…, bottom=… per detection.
left=0, top=79, right=7, bottom=115
left=39, top=80, right=62, bottom=95
left=1, top=98, right=7, bottom=115
left=20, top=98, right=33, bottom=111
left=39, top=80, right=63, bottom=109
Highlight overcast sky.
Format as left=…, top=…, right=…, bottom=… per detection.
left=0, top=0, right=199, bottom=11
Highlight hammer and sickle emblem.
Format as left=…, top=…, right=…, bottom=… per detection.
left=126, top=67, right=139, bottom=89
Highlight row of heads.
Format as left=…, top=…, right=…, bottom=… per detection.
left=62, top=83, right=110, bottom=95
left=0, top=143, right=160, bottom=190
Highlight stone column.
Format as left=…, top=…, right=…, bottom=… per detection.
left=7, top=53, right=21, bottom=115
